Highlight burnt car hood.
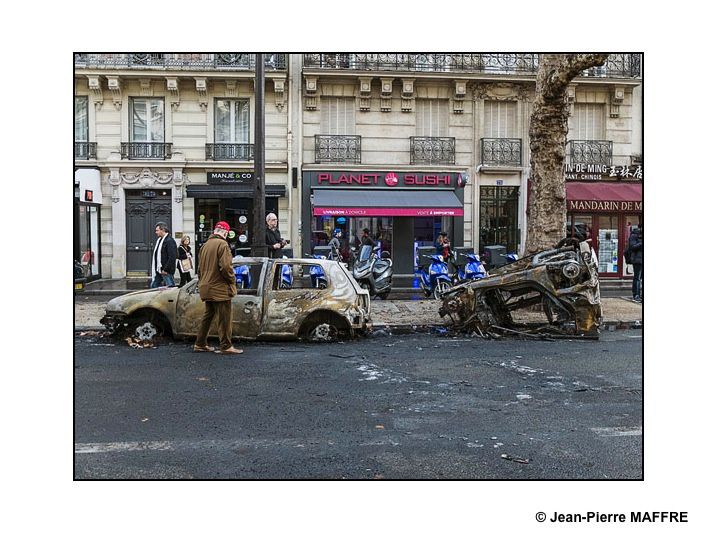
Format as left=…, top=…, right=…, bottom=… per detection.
left=104, top=287, right=180, bottom=314
left=439, top=241, right=602, bottom=339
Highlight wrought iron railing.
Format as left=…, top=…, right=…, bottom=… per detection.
left=75, top=142, right=97, bottom=160
left=410, top=137, right=455, bottom=165
left=121, top=142, right=173, bottom=160
left=567, top=140, right=613, bottom=167
left=303, top=53, right=641, bottom=78
left=206, top=143, right=254, bottom=161
left=480, top=138, right=522, bottom=166
left=315, top=135, right=362, bottom=164
left=74, top=53, right=287, bottom=70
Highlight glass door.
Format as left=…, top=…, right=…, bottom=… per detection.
left=597, top=215, right=619, bottom=275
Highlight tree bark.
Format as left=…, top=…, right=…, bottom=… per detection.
left=526, top=54, right=609, bottom=254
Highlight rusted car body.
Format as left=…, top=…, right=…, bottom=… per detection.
left=101, top=257, right=371, bottom=342
left=439, top=241, right=602, bottom=339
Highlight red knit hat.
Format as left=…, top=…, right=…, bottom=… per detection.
left=215, top=221, right=230, bottom=231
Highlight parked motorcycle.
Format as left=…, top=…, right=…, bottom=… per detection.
left=452, top=252, right=487, bottom=284
left=417, top=254, right=452, bottom=299
left=352, top=244, right=392, bottom=300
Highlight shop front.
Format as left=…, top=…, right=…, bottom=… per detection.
left=74, top=168, right=102, bottom=281
left=566, top=175, right=642, bottom=279
left=302, top=170, right=465, bottom=275
left=186, top=171, right=286, bottom=260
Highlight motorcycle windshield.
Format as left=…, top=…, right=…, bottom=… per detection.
left=358, top=245, right=373, bottom=262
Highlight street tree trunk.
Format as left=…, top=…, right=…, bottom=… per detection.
left=526, top=53, right=610, bottom=254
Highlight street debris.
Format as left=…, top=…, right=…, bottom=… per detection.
left=125, top=336, right=156, bottom=349
left=501, top=453, right=530, bottom=464
left=439, top=240, right=602, bottom=339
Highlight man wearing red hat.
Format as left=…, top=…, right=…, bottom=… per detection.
left=193, top=221, right=243, bottom=354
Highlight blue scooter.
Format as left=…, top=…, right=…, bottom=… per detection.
left=234, top=265, right=252, bottom=289
left=304, top=253, right=328, bottom=289
left=454, top=253, right=487, bottom=284
left=417, top=254, right=453, bottom=299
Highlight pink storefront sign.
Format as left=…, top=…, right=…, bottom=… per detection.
left=312, top=207, right=464, bottom=217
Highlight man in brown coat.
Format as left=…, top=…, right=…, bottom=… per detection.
left=193, top=221, right=243, bottom=354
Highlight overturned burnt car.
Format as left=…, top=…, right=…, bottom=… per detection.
left=439, top=240, right=602, bottom=339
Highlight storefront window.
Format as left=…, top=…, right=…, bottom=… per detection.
left=598, top=215, right=619, bottom=274
left=479, top=186, right=519, bottom=252
left=195, top=198, right=279, bottom=257
left=77, top=205, right=100, bottom=278
left=312, top=216, right=393, bottom=261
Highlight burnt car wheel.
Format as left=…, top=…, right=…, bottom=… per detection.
left=307, top=322, right=339, bottom=342
left=433, top=280, right=451, bottom=299
left=120, top=310, right=170, bottom=341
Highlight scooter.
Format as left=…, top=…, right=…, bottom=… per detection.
left=303, top=253, right=328, bottom=289
left=417, top=254, right=452, bottom=299
left=352, top=244, right=392, bottom=300
left=234, top=264, right=252, bottom=289
left=453, top=252, right=487, bottom=284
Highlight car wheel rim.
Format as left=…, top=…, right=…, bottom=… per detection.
left=310, top=323, right=337, bottom=342
left=135, top=321, right=158, bottom=341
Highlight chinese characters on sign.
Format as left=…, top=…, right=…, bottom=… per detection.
left=564, top=164, right=642, bottom=181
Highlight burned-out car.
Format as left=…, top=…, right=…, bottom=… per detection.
left=101, top=257, right=371, bottom=342
left=439, top=240, right=602, bottom=338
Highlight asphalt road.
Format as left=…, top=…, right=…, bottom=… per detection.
left=74, top=329, right=642, bottom=479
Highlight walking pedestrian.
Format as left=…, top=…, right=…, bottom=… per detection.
left=628, top=223, right=643, bottom=302
left=177, top=235, right=193, bottom=286
left=265, top=213, right=287, bottom=258
left=360, top=228, right=375, bottom=248
left=193, top=221, right=243, bottom=354
left=435, top=232, right=451, bottom=261
left=328, top=229, right=343, bottom=262
left=150, top=222, right=177, bottom=288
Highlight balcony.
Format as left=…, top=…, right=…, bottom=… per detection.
left=206, top=143, right=254, bottom=161
left=74, top=53, right=287, bottom=71
left=567, top=140, right=613, bottom=167
left=480, top=138, right=522, bottom=167
left=75, top=142, right=97, bottom=160
left=303, top=53, right=640, bottom=78
left=315, top=135, right=361, bottom=164
left=410, top=137, right=455, bottom=165
left=121, top=142, right=172, bottom=160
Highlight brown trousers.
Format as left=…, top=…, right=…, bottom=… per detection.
left=195, top=299, right=233, bottom=351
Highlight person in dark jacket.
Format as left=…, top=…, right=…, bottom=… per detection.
left=265, top=213, right=287, bottom=258
left=360, top=228, right=375, bottom=248
left=628, top=223, right=643, bottom=302
left=150, top=222, right=177, bottom=288
left=194, top=221, right=242, bottom=354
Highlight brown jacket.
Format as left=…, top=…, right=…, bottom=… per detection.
left=197, top=234, right=237, bottom=301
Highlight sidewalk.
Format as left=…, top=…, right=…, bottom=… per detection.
left=74, top=296, right=642, bottom=332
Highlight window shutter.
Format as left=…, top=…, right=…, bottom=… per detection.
left=416, top=99, right=448, bottom=137
left=573, top=103, right=605, bottom=140
left=321, top=97, right=355, bottom=134
left=484, top=101, right=517, bottom=138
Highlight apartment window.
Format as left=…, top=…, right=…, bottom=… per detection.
left=484, top=101, right=517, bottom=138
left=321, top=97, right=355, bottom=134
left=75, top=96, right=88, bottom=142
left=215, top=99, right=250, bottom=143
left=572, top=103, right=606, bottom=140
left=130, top=98, right=165, bottom=142
left=416, top=99, right=448, bottom=137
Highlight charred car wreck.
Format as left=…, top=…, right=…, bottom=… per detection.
left=439, top=240, right=602, bottom=339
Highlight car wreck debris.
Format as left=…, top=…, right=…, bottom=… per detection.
left=439, top=240, right=602, bottom=339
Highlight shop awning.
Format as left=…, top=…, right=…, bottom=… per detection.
left=312, top=189, right=463, bottom=217
left=566, top=182, right=642, bottom=202
left=186, top=184, right=286, bottom=198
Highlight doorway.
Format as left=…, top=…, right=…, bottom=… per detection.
left=125, top=189, right=172, bottom=275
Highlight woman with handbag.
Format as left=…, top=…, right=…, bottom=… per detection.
left=177, top=235, right=194, bottom=286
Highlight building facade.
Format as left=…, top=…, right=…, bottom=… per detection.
left=74, top=53, right=641, bottom=281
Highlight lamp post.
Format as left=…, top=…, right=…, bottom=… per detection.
left=251, top=53, right=267, bottom=256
